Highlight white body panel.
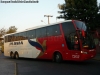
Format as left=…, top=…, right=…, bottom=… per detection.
left=4, top=39, right=41, bottom=58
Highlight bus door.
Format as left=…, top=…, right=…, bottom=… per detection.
left=66, top=33, right=81, bottom=60
left=61, top=21, right=81, bottom=60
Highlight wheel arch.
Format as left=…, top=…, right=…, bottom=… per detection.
left=15, top=51, right=19, bottom=59
left=15, top=51, right=18, bottom=54
left=10, top=51, right=14, bottom=55
left=52, top=50, right=63, bottom=60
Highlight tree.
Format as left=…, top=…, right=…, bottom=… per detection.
left=0, top=28, right=5, bottom=53
left=0, top=26, right=17, bottom=38
left=0, top=26, right=17, bottom=53
left=6, top=26, right=17, bottom=34
left=57, top=0, right=99, bottom=30
left=0, top=28, right=6, bottom=38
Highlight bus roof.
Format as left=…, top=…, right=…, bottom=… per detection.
left=4, top=20, right=73, bottom=36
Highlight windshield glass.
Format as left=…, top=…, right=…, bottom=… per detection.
left=82, top=32, right=96, bottom=49
left=62, top=21, right=95, bottom=50
left=75, top=21, right=87, bottom=31
left=74, top=21, right=95, bottom=49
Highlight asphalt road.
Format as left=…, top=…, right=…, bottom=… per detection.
left=0, top=53, right=100, bottom=75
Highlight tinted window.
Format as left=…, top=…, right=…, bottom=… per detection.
left=14, top=33, right=19, bottom=41
left=62, top=22, right=76, bottom=36
left=36, top=27, right=47, bottom=38
left=5, top=36, right=8, bottom=42
left=26, top=30, right=35, bottom=39
left=11, top=34, right=15, bottom=41
left=36, top=28, right=42, bottom=38
left=47, top=24, right=61, bottom=36
left=75, top=21, right=87, bottom=31
left=6, top=34, right=20, bottom=42
left=19, top=32, right=27, bottom=40
left=8, top=35, right=12, bottom=42
left=10, top=34, right=19, bottom=41
left=41, top=27, right=46, bottom=37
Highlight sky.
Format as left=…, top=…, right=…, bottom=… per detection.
left=0, top=0, right=100, bottom=31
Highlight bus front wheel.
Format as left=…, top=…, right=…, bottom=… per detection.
left=54, top=52, right=62, bottom=63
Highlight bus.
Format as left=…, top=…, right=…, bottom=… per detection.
left=4, top=20, right=96, bottom=62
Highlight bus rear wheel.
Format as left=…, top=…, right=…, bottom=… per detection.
left=54, top=52, right=62, bottom=63
left=15, top=52, right=19, bottom=59
left=10, top=52, right=15, bottom=59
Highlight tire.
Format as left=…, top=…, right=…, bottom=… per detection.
left=15, top=52, right=19, bottom=59
left=10, top=52, right=15, bottom=59
left=54, top=52, right=62, bottom=63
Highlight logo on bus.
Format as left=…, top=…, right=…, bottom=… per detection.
left=28, top=39, right=47, bottom=58
left=9, top=41, right=23, bottom=45
left=72, top=55, right=80, bottom=58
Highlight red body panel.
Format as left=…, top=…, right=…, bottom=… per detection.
left=80, top=49, right=96, bottom=61
left=37, top=20, right=96, bottom=61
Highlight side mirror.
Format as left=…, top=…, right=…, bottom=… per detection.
left=81, top=30, right=85, bottom=37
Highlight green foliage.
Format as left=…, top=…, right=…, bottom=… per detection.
left=0, top=26, right=17, bottom=52
left=6, top=26, right=17, bottom=34
left=58, top=0, right=100, bottom=30
left=0, top=28, right=6, bottom=37
left=0, top=26, right=17, bottom=37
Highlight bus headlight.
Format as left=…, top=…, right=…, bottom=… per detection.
left=83, top=45, right=88, bottom=48
left=81, top=51, right=88, bottom=54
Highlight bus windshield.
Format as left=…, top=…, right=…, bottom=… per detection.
left=82, top=32, right=96, bottom=49
left=75, top=21, right=87, bottom=31
left=74, top=21, right=96, bottom=49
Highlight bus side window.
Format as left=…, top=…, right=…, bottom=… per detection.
left=15, top=33, right=19, bottom=41
left=26, top=30, right=36, bottom=39
left=8, top=36, right=11, bottom=42
left=19, top=33, right=22, bottom=40
left=11, top=35, right=15, bottom=41
left=46, top=24, right=61, bottom=36
left=23, top=32, right=26, bottom=40
left=47, top=26, right=54, bottom=36
left=19, top=32, right=27, bottom=40
left=36, top=28, right=41, bottom=38
left=41, top=27, right=46, bottom=37
left=53, top=25, right=61, bottom=36
left=5, top=36, right=8, bottom=42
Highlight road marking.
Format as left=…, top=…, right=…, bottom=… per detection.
left=15, top=63, right=18, bottom=75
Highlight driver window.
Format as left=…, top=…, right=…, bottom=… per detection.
left=67, top=32, right=80, bottom=50
left=62, top=22, right=80, bottom=50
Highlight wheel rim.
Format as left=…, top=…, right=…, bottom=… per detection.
left=11, top=53, right=14, bottom=58
left=16, top=54, right=18, bottom=59
left=56, top=54, right=59, bottom=60
left=54, top=53, right=62, bottom=63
